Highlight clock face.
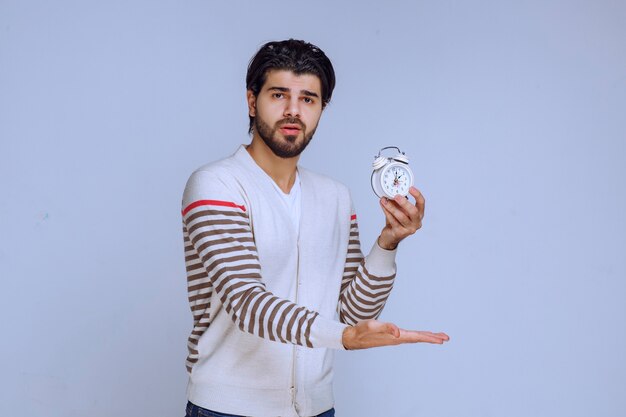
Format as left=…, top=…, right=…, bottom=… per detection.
left=381, top=164, right=412, bottom=197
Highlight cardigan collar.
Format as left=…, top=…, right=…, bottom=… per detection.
left=233, top=144, right=313, bottom=243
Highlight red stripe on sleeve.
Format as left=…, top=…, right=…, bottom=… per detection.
left=182, top=199, right=247, bottom=216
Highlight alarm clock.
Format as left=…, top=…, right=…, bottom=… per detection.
left=371, top=146, right=414, bottom=198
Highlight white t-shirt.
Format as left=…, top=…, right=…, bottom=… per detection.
left=270, top=170, right=301, bottom=235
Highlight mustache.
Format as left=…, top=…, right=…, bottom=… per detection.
left=277, top=118, right=305, bottom=129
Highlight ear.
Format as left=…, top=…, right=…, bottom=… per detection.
left=246, top=90, right=257, bottom=117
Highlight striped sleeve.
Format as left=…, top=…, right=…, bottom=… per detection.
left=182, top=172, right=347, bottom=363
left=338, top=213, right=397, bottom=325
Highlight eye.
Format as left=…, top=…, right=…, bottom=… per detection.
left=302, top=97, right=314, bottom=104
left=272, top=93, right=284, bottom=99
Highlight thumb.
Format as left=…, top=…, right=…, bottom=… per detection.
left=385, top=322, right=401, bottom=338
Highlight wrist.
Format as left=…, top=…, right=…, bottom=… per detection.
left=377, top=235, right=398, bottom=251
left=342, top=325, right=355, bottom=350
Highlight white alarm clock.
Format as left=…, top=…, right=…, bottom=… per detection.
left=371, top=146, right=414, bottom=198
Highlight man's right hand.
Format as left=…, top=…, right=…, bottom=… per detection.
left=342, top=319, right=450, bottom=350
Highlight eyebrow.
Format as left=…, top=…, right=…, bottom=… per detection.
left=267, top=86, right=320, bottom=98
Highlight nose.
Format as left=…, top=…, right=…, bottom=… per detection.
left=283, top=96, right=301, bottom=118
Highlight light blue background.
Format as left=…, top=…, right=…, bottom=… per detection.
left=1, top=1, right=625, bottom=416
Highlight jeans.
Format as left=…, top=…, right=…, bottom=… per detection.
left=185, top=401, right=336, bottom=417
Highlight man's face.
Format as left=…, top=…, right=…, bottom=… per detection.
left=248, top=70, right=323, bottom=159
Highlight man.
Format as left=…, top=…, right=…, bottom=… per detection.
left=181, top=39, right=449, bottom=417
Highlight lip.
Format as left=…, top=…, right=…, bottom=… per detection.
left=280, top=124, right=301, bottom=130
left=279, top=124, right=302, bottom=135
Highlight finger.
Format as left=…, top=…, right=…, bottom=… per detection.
left=392, top=193, right=420, bottom=219
left=392, top=194, right=421, bottom=225
left=409, top=187, right=425, bottom=220
left=412, top=331, right=450, bottom=342
left=435, top=332, right=450, bottom=341
left=381, top=197, right=411, bottom=227
left=388, top=197, right=421, bottom=231
left=384, top=322, right=401, bottom=338
left=380, top=199, right=402, bottom=228
left=427, top=332, right=449, bottom=342
left=398, top=330, right=448, bottom=344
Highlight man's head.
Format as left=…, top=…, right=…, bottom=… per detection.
left=246, top=39, right=335, bottom=158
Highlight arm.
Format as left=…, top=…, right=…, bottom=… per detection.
left=184, top=173, right=448, bottom=352
left=338, top=184, right=427, bottom=325
left=183, top=171, right=347, bottom=350
left=339, top=187, right=450, bottom=349
left=338, top=213, right=397, bottom=325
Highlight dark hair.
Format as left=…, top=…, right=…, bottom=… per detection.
left=246, top=39, right=336, bottom=134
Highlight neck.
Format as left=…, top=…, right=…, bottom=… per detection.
left=246, top=136, right=299, bottom=193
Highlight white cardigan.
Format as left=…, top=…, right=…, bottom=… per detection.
left=181, top=145, right=397, bottom=417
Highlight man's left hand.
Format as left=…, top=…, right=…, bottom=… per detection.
left=377, top=186, right=425, bottom=250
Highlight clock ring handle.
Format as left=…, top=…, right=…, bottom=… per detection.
left=375, top=146, right=404, bottom=158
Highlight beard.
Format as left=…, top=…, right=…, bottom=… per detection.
left=254, top=116, right=317, bottom=159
